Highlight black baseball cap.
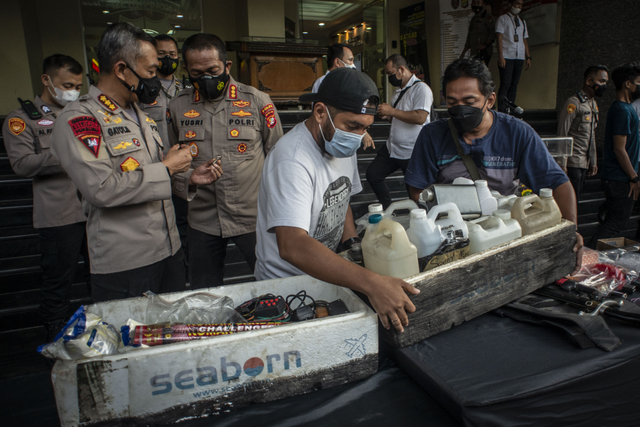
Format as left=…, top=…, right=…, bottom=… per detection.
left=299, top=68, right=379, bottom=115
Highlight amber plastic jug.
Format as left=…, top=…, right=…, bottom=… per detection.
left=362, top=217, right=420, bottom=279
left=510, top=189, right=562, bottom=235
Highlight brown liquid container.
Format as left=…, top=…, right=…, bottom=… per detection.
left=510, top=188, right=562, bottom=235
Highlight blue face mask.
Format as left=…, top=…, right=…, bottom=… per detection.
left=319, top=110, right=364, bottom=158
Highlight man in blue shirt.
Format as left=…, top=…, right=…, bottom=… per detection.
left=588, top=63, right=640, bottom=248
left=405, top=59, right=581, bottom=250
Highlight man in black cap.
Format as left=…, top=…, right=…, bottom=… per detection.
left=255, top=68, right=420, bottom=333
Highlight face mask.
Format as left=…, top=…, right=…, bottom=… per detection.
left=189, top=72, right=229, bottom=100
left=120, top=64, right=162, bottom=104
left=46, top=80, right=80, bottom=107
left=591, top=83, right=607, bottom=97
left=388, top=73, right=402, bottom=87
left=510, top=6, right=521, bottom=14
left=158, top=56, right=179, bottom=76
left=448, top=99, right=488, bottom=134
left=472, top=6, right=483, bottom=13
left=319, top=109, right=364, bottom=158
left=338, top=58, right=356, bottom=69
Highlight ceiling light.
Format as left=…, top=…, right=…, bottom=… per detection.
left=366, top=27, right=372, bottom=30
left=303, top=31, right=308, bottom=34
left=319, top=23, right=325, bottom=26
left=107, top=21, right=113, bottom=24
left=174, top=25, right=181, bottom=28
left=102, top=10, right=109, bottom=14
left=176, top=14, right=183, bottom=18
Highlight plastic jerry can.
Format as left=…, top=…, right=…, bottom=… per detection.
left=491, top=190, right=518, bottom=209
left=467, top=209, right=522, bottom=254
left=510, top=189, right=562, bottom=235
left=362, top=216, right=420, bottom=279
left=422, top=184, right=482, bottom=218
left=355, top=203, right=385, bottom=234
left=475, top=180, right=498, bottom=216
left=426, top=202, right=469, bottom=238
left=406, top=209, right=444, bottom=258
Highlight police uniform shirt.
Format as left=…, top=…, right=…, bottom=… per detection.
left=50, top=86, right=192, bottom=274
left=387, top=74, right=433, bottom=160
left=2, top=96, right=85, bottom=229
left=139, top=76, right=181, bottom=154
left=495, top=13, right=528, bottom=60
left=168, top=75, right=283, bottom=238
left=557, top=90, right=598, bottom=169
left=466, top=9, right=495, bottom=55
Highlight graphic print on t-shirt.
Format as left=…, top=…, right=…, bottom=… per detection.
left=314, top=176, right=352, bottom=251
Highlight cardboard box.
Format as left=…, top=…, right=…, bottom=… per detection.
left=52, top=276, right=378, bottom=426
left=595, top=237, right=639, bottom=251
left=380, top=220, right=577, bottom=348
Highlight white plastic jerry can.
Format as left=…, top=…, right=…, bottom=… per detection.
left=510, top=188, right=562, bottom=235
left=406, top=209, right=444, bottom=258
left=362, top=217, right=420, bottom=279
left=426, top=202, right=469, bottom=238
left=467, top=209, right=523, bottom=254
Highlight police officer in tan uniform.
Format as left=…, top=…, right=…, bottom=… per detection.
left=168, top=33, right=283, bottom=288
left=50, top=23, right=222, bottom=302
left=2, top=54, right=89, bottom=341
left=558, top=65, right=609, bottom=201
left=460, top=0, right=495, bottom=64
left=139, top=34, right=188, bottom=258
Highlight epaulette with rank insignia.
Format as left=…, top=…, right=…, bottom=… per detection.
left=576, top=90, right=588, bottom=103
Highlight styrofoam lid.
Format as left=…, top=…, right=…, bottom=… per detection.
left=369, top=214, right=382, bottom=224
left=493, top=209, right=511, bottom=220
left=540, top=188, right=553, bottom=198
left=411, top=209, right=427, bottom=219
left=475, top=180, right=488, bottom=188
left=368, top=203, right=383, bottom=213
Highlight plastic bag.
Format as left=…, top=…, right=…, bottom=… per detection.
left=144, top=291, right=247, bottom=325
left=38, top=306, right=122, bottom=360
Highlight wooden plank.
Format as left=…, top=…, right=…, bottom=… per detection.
left=380, top=220, right=577, bottom=348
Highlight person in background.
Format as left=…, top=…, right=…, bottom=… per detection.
left=2, top=54, right=89, bottom=342
left=311, top=43, right=355, bottom=93
left=557, top=65, right=609, bottom=201
left=255, top=68, right=419, bottom=333
left=495, top=0, right=531, bottom=113
left=588, top=63, right=640, bottom=248
left=366, top=54, right=433, bottom=209
left=404, top=59, right=581, bottom=256
left=50, top=23, right=221, bottom=302
left=460, top=0, right=495, bottom=65
left=139, top=34, right=188, bottom=266
left=168, top=33, right=282, bottom=289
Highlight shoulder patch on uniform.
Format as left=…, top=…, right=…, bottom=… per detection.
left=98, top=94, right=118, bottom=111
left=68, top=116, right=102, bottom=158
left=567, top=103, right=577, bottom=114
left=8, top=118, right=26, bottom=135
left=229, top=84, right=237, bottom=99
left=232, top=100, right=251, bottom=108
left=120, top=157, right=140, bottom=172
left=261, top=104, right=277, bottom=129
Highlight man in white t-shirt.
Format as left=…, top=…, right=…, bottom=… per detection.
left=366, top=54, right=433, bottom=208
left=495, top=0, right=531, bottom=113
left=255, top=68, right=420, bottom=333
left=311, top=44, right=355, bottom=93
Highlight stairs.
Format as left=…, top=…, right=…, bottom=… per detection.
left=0, top=108, right=637, bottom=380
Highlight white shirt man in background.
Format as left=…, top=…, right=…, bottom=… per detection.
left=365, top=53, right=433, bottom=208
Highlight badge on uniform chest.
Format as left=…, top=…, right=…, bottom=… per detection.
left=514, top=34, right=519, bottom=42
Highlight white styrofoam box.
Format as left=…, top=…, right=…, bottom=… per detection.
left=52, top=275, right=378, bottom=426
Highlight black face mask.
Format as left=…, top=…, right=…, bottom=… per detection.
left=121, top=64, right=161, bottom=104
left=388, top=73, right=402, bottom=87
left=448, top=99, right=488, bottom=134
left=158, top=56, right=179, bottom=76
left=472, top=6, right=483, bottom=13
left=189, top=72, right=229, bottom=100
left=591, top=83, right=607, bottom=97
